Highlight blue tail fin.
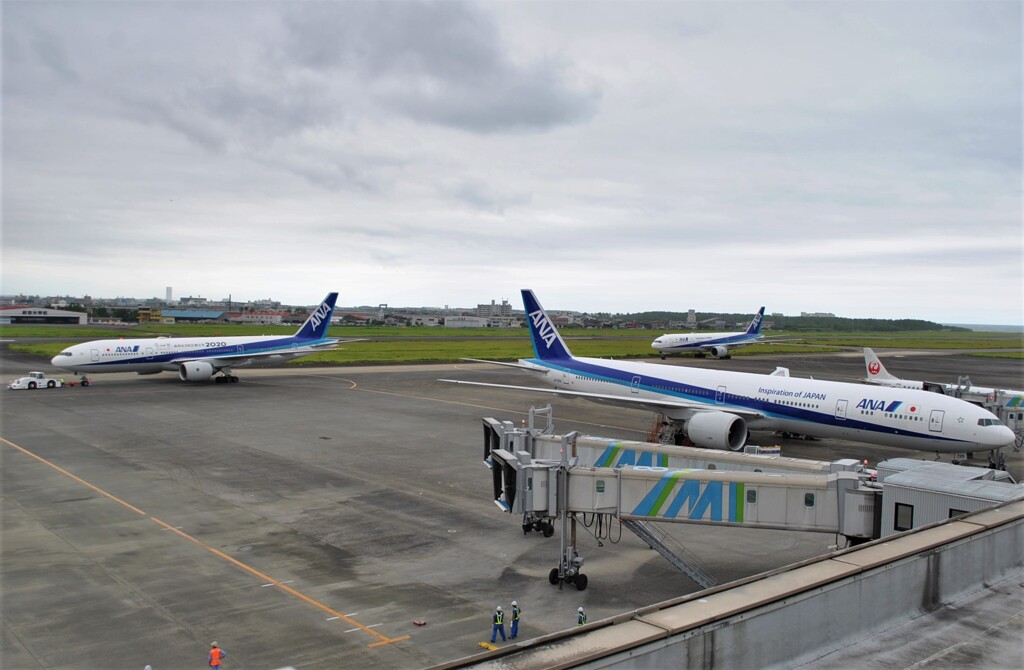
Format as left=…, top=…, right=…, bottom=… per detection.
left=521, top=289, right=574, bottom=360
left=294, top=292, right=338, bottom=340
left=746, top=307, right=765, bottom=335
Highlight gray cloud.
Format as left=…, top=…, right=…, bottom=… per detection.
left=1, top=1, right=1020, bottom=324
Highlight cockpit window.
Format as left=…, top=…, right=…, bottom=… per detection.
left=57, top=352, right=72, bottom=357
left=976, top=418, right=1003, bottom=427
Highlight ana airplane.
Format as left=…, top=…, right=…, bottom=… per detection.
left=443, top=290, right=1015, bottom=457
left=651, top=307, right=765, bottom=359
left=51, top=292, right=349, bottom=383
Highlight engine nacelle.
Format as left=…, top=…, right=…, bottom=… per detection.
left=710, top=345, right=730, bottom=359
left=685, top=411, right=748, bottom=451
left=179, top=361, right=216, bottom=382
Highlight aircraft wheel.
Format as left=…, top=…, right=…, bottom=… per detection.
left=548, top=568, right=560, bottom=585
left=575, top=574, right=588, bottom=591
left=230, top=376, right=239, bottom=383
left=543, top=522, right=555, bottom=538
left=81, top=380, right=90, bottom=387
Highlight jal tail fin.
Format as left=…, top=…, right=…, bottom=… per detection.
left=521, top=289, right=574, bottom=360
left=294, top=292, right=338, bottom=340
left=863, top=348, right=899, bottom=382
left=746, top=307, right=766, bottom=335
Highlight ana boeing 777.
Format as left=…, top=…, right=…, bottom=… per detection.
left=651, top=307, right=765, bottom=359
left=51, top=292, right=352, bottom=383
left=443, top=290, right=1015, bottom=458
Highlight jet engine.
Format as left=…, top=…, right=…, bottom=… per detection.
left=709, top=346, right=730, bottom=359
left=179, top=361, right=215, bottom=382
left=685, top=411, right=748, bottom=451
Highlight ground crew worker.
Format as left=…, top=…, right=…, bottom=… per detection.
left=208, top=641, right=226, bottom=668
left=577, top=606, right=587, bottom=626
left=510, top=600, right=521, bottom=639
left=490, top=605, right=506, bottom=643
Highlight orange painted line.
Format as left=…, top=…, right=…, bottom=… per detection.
left=1, top=435, right=408, bottom=648
left=0, top=436, right=146, bottom=516
left=147, top=516, right=405, bottom=646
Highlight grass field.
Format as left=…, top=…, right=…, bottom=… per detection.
left=4, top=324, right=1021, bottom=365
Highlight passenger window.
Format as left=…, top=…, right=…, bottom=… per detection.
left=804, top=493, right=815, bottom=508
left=746, top=490, right=757, bottom=504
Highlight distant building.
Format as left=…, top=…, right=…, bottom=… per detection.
left=445, top=315, right=489, bottom=328
left=225, top=311, right=285, bottom=326
left=477, top=299, right=512, bottom=318
left=0, top=306, right=87, bottom=325
left=159, top=309, right=225, bottom=323
left=801, top=311, right=836, bottom=318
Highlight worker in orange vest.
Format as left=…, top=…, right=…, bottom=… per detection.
left=208, top=641, right=226, bottom=668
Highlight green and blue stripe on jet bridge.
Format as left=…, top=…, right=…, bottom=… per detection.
left=594, top=443, right=670, bottom=468
left=629, top=469, right=744, bottom=523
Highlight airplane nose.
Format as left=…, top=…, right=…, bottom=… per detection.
left=50, top=355, right=61, bottom=367
left=993, top=426, right=1017, bottom=448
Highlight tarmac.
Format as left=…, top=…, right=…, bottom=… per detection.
left=1, top=346, right=1021, bottom=669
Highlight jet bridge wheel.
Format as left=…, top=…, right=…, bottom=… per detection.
left=549, top=568, right=560, bottom=585
left=575, top=574, right=588, bottom=591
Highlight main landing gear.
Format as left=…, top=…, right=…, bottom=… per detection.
left=215, top=374, right=239, bottom=383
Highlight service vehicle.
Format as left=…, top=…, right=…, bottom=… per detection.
left=7, top=371, right=73, bottom=390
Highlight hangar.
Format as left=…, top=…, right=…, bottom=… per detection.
left=0, top=305, right=87, bottom=325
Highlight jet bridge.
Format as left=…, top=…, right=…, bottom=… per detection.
left=484, top=408, right=877, bottom=590
left=482, top=407, right=1024, bottom=591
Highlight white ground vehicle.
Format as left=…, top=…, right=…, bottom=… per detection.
left=7, top=371, right=68, bottom=390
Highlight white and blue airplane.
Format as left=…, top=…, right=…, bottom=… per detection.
left=443, top=290, right=1015, bottom=457
left=51, top=292, right=348, bottom=383
left=651, top=307, right=765, bottom=359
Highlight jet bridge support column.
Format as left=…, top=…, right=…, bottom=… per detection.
left=546, top=432, right=590, bottom=591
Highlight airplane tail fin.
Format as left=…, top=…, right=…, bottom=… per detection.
left=521, top=289, right=574, bottom=360
left=294, top=292, right=339, bottom=341
left=863, top=348, right=899, bottom=382
left=746, top=307, right=766, bottom=335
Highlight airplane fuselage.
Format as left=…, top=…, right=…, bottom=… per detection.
left=52, top=334, right=334, bottom=374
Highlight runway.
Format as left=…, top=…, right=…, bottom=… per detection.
left=1, top=349, right=1021, bottom=669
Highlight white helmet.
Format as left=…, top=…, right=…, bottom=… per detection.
left=511, top=600, right=517, bottom=606
left=496, top=605, right=502, bottom=611
left=578, top=606, right=584, bottom=612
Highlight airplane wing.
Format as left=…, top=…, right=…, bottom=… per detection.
left=459, top=358, right=549, bottom=372
left=168, top=339, right=368, bottom=366
left=438, top=378, right=765, bottom=419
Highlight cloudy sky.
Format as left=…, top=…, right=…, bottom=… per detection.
left=3, top=1, right=1021, bottom=324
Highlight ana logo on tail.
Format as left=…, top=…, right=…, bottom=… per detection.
left=309, top=301, right=332, bottom=331
left=530, top=309, right=559, bottom=349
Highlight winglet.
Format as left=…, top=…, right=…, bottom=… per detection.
left=746, top=307, right=766, bottom=335
left=294, top=292, right=338, bottom=340
left=521, top=289, right=573, bottom=360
